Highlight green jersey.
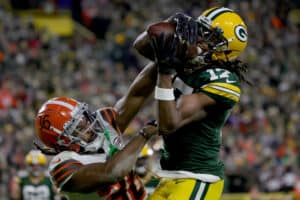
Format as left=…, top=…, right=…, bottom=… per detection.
left=19, top=173, right=55, bottom=200
left=160, top=68, right=241, bottom=179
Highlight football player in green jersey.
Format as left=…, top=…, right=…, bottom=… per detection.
left=133, top=7, right=250, bottom=200
left=10, top=150, right=67, bottom=200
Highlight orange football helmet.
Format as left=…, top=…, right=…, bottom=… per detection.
left=35, top=97, right=106, bottom=153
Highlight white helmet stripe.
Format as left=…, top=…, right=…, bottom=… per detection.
left=32, top=150, right=39, bottom=164
left=206, top=7, right=233, bottom=20
left=50, top=126, right=63, bottom=135
left=47, top=100, right=75, bottom=110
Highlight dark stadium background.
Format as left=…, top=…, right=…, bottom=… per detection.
left=0, top=0, right=299, bottom=199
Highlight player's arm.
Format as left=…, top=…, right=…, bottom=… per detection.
left=60, top=125, right=157, bottom=193
left=114, top=62, right=157, bottom=132
left=156, top=74, right=215, bottom=135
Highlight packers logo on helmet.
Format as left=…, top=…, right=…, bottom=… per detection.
left=198, top=7, right=248, bottom=61
left=235, top=25, right=247, bottom=42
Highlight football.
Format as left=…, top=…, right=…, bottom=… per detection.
left=146, top=21, right=198, bottom=60
left=147, top=21, right=176, bottom=38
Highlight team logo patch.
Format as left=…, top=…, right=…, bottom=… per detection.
left=234, top=25, right=247, bottom=42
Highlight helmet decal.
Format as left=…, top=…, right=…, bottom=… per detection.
left=235, top=25, right=247, bottom=42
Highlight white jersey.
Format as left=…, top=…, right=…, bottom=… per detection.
left=49, top=151, right=106, bottom=190
left=47, top=107, right=147, bottom=199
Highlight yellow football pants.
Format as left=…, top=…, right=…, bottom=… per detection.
left=148, top=178, right=224, bottom=200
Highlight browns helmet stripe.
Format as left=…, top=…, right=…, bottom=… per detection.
left=46, top=99, right=75, bottom=110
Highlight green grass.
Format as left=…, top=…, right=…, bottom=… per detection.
left=62, top=192, right=104, bottom=200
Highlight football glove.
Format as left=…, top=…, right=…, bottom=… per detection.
left=169, top=12, right=198, bottom=45
left=150, top=33, right=183, bottom=74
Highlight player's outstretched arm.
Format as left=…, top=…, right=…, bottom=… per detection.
left=114, top=62, right=157, bottom=132
left=62, top=124, right=157, bottom=193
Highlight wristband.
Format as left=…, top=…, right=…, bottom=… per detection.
left=154, top=86, right=175, bottom=101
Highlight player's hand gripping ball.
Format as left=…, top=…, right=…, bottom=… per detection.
left=147, top=22, right=199, bottom=61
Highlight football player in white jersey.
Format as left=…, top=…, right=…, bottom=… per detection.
left=34, top=61, right=160, bottom=199
left=34, top=96, right=157, bottom=200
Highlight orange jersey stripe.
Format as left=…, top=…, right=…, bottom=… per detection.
left=55, top=168, right=76, bottom=185
left=101, top=109, right=112, bottom=124
left=100, top=108, right=122, bottom=134
left=51, top=161, right=81, bottom=177
left=106, top=108, right=121, bottom=134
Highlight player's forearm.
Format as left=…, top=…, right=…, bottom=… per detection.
left=115, top=62, right=157, bottom=131
left=65, top=134, right=151, bottom=193
left=104, top=134, right=149, bottom=180
left=126, top=62, right=157, bottom=97
left=156, top=74, right=181, bottom=134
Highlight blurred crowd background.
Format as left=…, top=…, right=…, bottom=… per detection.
left=0, top=0, right=299, bottom=199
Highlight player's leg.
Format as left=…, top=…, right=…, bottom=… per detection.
left=148, top=178, right=200, bottom=200
left=148, top=178, right=224, bottom=200
left=148, top=178, right=173, bottom=200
